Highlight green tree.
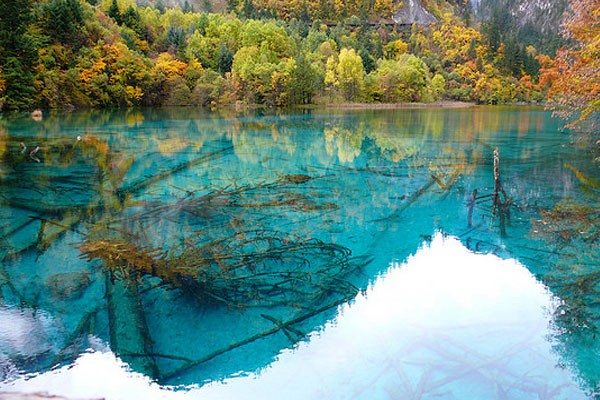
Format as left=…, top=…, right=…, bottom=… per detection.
left=304, top=24, right=329, bottom=53
left=182, top=0, right=194, bottom=13
left=226, top=0, right=238, bottom=13
left=41, top=0, right=84, bottom=46
left=483, top=7, right=511, bottom=54
left=231, top=45, right=292, bottom=105
left=288, top=52, right=320, bottom=104
left=186, top=31, right=217, bottom=69
left=239, top=20, right=292, bottom=60
left=240, top=0, right=256, bottom=18
left=192, top=69, right=226, bottom=106
left=359, top=48, right=376, bottom=74
left=165, top=25, right=186, bottom=57
left=165, top=77, right=191, bottom=105
left=196, top=13, right=209, bottom=34
left=217, top=43, right=234, bottom=74
left=366, top=54, right=431, bottom=102
left=0, top=0, right=38, bottom=110
left=108, top=0, right=122, bottom=24
left=123, top=5, right=144, bottom=38
left=431, top=73, right=445, bottom=100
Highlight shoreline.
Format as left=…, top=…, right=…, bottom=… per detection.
left=324, top=101, right=476, bottom=109
left=0, top=101, right=548, bottom=118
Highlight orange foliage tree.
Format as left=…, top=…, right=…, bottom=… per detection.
left=541, top=0, right=600, bottom=129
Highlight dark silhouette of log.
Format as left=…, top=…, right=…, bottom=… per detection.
left=115, top=145, right=234, bottom=201
left=106, top=276, right=158, bottom=379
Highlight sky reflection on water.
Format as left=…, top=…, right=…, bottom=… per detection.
left=3, top=233, right=586, bottom=400
left=1, top=106, right=598, bottom=398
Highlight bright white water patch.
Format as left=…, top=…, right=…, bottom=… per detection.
left=1, top=233, right=587, bottom=399
left=2, top=351, right=185, bottom=400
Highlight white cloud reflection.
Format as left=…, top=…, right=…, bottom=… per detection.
left=2, top=233, right=587, bottom=400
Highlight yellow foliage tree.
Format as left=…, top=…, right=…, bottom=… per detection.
left=0, top=67, right=5, bottom=96
left=331, top=48, right=365, bottom=101
left=384, top=40, right=409, bottom=59
left=542, top=0, right=600, bottom=128
left=153, top=52, right=188, bottom=79
left=374, top=0, right=394, bottom=14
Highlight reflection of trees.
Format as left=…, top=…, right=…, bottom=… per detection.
left=1, top=109, right=370, bottom=384
left=324, top=125, right=363, bottom=163
left=0, top=125, right=7, bottom=179
left=1, top=107, right=599, bottom=392
left=528, top=164, right=600, bottom=395
left=231, top=121, right=298, bottom=164
left=0, top=120, right=144, bottom=377
left=329, top=109, right=600, bottom=397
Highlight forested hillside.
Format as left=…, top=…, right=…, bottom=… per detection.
left=475, top=0, right=568, bottom=55
left=0, top=0, right=579, bottom=111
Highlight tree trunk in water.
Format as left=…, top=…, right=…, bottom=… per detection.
left=106, top=276, right=158, bottom=379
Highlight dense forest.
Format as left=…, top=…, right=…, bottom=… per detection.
left=0, top=0, right=597, bottom=124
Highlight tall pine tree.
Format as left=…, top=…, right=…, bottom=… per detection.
left=0, top=0, right=38, bottom=110
left=108, top=0, right=122, bottom=24
left=42, top=0, right=84, bottom=46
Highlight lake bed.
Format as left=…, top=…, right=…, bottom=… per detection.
left=0, top=106, right=598, bottom=399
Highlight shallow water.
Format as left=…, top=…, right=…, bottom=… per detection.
left=0, top=106, right=598, bottom=399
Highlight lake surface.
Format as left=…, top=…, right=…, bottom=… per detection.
left=0, top=106, right=598, bottom=399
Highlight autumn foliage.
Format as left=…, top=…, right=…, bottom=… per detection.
left=540, top=0, right=600, bottom=129
left=0, top=0, right=574, bottom=111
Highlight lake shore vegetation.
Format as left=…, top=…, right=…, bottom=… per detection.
left=0, top=0, right=562, bottom=113
left=538, top=0, right=599, bottom=131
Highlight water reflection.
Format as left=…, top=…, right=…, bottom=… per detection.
left=1, top=107, right=599, bottom=397
left=196, top=234, right=587, bottom=400
left=2, top=234, right=587, bottom=399
left=0, top=306, right=63, bottom=381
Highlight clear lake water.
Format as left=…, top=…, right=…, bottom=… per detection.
left=0, top=106, right=598, bottom=399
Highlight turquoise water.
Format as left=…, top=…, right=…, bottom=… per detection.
left=0, top=107, right=598, bottom=399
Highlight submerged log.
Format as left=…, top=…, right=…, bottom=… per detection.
left=467, top=189, right=477, bottom=228
left=372, top=176, right=437, bottom=223
left=45, top=272, right=91, bottom=301
left=281, top=174, right=313, bottom=184
left=80, top=231, right=364, bottom=309
left=33, top=213, right=85, bottom=253
left=493, top=147, right=501, bottom=214
left=115, top=145, right=234, bottom=201
left=106, top=276, right=158, bottom=379
left=486, top=148, right=512, bottom=237
left=162, top=290, right=358, bottom=381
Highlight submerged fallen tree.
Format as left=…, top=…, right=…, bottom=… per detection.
left=79, top=230, right=369, bottom=309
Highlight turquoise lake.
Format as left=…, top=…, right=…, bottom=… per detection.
left=0, top=106, right=598, bottom=399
